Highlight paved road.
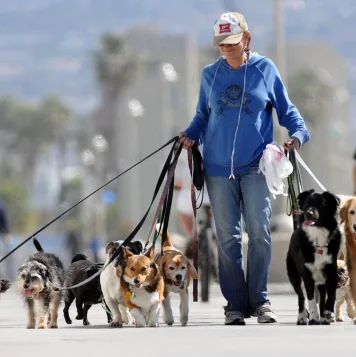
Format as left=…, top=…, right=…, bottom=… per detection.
left=0, top=283, right=355, bottom=357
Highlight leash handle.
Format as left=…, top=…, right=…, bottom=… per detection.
left=286, top=143, right=303, bottom=231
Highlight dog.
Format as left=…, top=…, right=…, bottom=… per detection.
left=339, top=196, right=356, bottom=323
left=286, top=189, right=342, bottom=325
left=334, top=259, right=356, bottom=322
left=0, top=279, right=11, bottom=295
left=154, top=229, right=198, bottom=326
left=100, top=240, right=143, bottom=327
left=120, top=245, right=164, bottom=328
left=63, top=253, right=112, bottom=326
left=17, top=238, right=65, bottom=329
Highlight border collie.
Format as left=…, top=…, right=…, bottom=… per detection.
left=286, top=189, right=341, bottom=325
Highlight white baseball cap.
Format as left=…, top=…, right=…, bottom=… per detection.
left=213, top=12, right=248, bottom=46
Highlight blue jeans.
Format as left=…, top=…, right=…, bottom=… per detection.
left=205, top=162, right=272, bottom=316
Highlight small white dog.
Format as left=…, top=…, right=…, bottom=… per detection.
left=100, top=240, right=143, bottom=327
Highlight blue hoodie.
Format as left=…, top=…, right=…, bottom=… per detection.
left=185, top=52, right=310, bottom=177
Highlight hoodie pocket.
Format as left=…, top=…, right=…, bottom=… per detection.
left=204, top=123, right=264, bottom=167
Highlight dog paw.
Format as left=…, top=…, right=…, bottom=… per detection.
left=37, top=323, right=48, bottom=329
left=296, top=318, right=308, bottom=325
left=83, top=320, right=90, bottom=326
left=122, top=315, right=130, bottom=325
left=164, top=317, right=174, bottom=326
left=180, top=314, right=188, bottom=326
left=149, top=322, right=158, bottom=328
left=296, top=310, right=308, bottom=325
left=336, top=315, right=344, bottom=322
left=75, top=314, right=83, bottom=320
left=134, top=322, right=145, bottom=328
left=49, top=323, right=58, bottom=329
left=308, top=319, right=320, bottom=325
left=109, top=321, right=123, bottom=328
left=27, top=323, right=36, bottom=329
left=323, top=310, right=334, bottom=323
left=65, top=319, right=72, bottom=325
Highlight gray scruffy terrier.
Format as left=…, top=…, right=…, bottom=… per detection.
left=17, top=238, right=64, bottom=329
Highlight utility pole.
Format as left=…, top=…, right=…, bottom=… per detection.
left=274, top=0, right=287, bottom=86
left=273, top=0, right=288, bottom=216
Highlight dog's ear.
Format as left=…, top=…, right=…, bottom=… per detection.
left=339, top=201, right=349, bottom=224
left=297, top=189, right=314, bottom=209
left=17, top=264, right=26, bottom=275
left=156, top=254, right=167, bottom=277
left=132, top=241, right=143, bottom=255
left=144, top=246, right=155, bottom=260
left=36, top=263, right=49, bottom=281
left=322, top=191, right=340, bottom=214
left=188, top=262, right=199, bottom=280
left=105, top=241, right=118, bottom=255
left=121, top=246, right=134, bottom=259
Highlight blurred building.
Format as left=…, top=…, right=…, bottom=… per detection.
left=269, top=41, right=353, bottom=195
left=114, top=26, right=201, bottom=236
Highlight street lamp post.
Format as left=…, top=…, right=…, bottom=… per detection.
left=127, top=99, right=145, bottom=225
left=273, top=0, right=288, bottom=216
left=161, top=63, right=178, bottom=153
left=80, top=134, right=108, bottom=245
left=92, top=134, right=108, bottom=243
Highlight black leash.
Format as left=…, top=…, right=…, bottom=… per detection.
left=0, top=136, right=179, bottom=265
left=56, top=138, right=182, bottom=291
left=286, top=144, right=303, bottom=231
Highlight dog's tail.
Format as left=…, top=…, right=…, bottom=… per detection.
left=33, top=238, right=44, bottom=252
left=71, top=253, right=88, bottom=264
left=155, top=223, right=173, bottom=248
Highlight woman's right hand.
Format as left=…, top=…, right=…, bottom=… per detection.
left=178, top=131, right=195, bottom=149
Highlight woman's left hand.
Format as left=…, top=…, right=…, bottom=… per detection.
left=283, top=137, right=301, bottom=151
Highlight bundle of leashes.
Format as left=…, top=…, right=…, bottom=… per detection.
left=0, top=136, right=205, bottom=302
left=286, top=144, right=304, bottom=231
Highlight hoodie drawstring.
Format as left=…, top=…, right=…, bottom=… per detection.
left=229, top=53, right=249, bottom=180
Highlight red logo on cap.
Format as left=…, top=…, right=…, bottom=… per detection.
left=219, top=24, right=231, bottom=34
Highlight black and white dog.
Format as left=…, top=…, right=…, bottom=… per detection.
left=17, top=238, right=65, bottom=329
left=286, top=189, right=342, bottom=325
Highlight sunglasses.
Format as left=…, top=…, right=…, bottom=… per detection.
left=218, top=42, right=240, bottom=47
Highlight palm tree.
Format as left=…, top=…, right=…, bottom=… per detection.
left=0, top=95, right=70, bottom=192
left=93, top=32, right=138, bottom=174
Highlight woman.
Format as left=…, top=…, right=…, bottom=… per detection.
left=179, top=11, right=310, bottom=325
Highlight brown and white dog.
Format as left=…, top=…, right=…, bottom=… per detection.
left=100, top=240, right=143, bottom=327
left=340, top=196, right=356, bottom=324
left=120, top=246, right=164, bottom=328
left=154, top=230, right=199, bottom=326
left=335, top=259, right=356, bottom=322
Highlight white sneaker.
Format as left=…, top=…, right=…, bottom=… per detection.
left=253, top=304, right=277, bottom=323
left=225, top=311, right=246, bottom=326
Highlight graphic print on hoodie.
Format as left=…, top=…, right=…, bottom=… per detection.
left=185, top=52, right=310, bottom=177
